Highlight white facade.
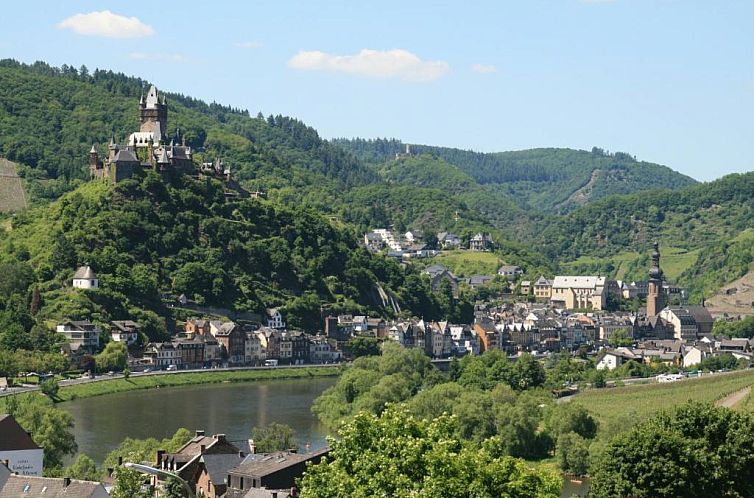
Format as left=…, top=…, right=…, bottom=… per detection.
left=266, top=309, right=286, bottom=329
left=0, top=448, right=43, bottom=476
left=72, top=266, right=99, bottom=290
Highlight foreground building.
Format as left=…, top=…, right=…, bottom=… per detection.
left=0, top=415, right=43, bottom=476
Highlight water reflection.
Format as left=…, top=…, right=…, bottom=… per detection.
left=62, top=377, right=336, bottom=464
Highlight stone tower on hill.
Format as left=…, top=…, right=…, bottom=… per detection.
left=646, top=242, right=666, bottom=316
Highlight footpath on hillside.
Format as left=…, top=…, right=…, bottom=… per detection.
left=716, top=386, right=752, bottom=409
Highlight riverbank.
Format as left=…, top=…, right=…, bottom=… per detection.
left=55, top=366, right=340, bottom=402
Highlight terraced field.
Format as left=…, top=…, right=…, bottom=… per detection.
left=0, top=158, right=27, bottom=212
left=574, top=369, right=754, bottom=439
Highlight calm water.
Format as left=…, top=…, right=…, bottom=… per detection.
left=63, top=377, right=589, bottom=496
left=62, top=377, right=336, bottom=464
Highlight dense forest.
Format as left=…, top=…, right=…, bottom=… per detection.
left=334, top=138, right=697, bottom=213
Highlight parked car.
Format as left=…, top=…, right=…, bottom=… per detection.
left=166, top=365, right=178, bottom=371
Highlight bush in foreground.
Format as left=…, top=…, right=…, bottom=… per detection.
left=298, top=404, right=561, bottom=498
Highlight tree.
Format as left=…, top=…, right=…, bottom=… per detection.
left=590, top=402, right=754, bottom=498
left=111, top=467, right=151, bottom=498
left=298, top=405, right=561, bottom=498
left=65, top=454, right=100, bottom=481
left=95, top=341, right=128, bottom=372
left=591, top=368, right=607, bottom=388
left=40, top=378, right=60, bottom=399
left=163, top=476, right=188, bottom=498
left=556, top=432, right=589, bottom=476
left=11, top=394, right=77, bottom=470
left=251, top=422, right=298, bottom=453
left=608, top=329, right=633, bottom=347
left=509, top=353, right=546, bottom=390
left=345, top=336, right=380, bottom=358
left=544, top=403, right=598, bottom=440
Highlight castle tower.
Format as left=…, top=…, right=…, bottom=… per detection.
left=139, top=85, right=167, bottom=143
left=646, top=242, right=665, bottom=316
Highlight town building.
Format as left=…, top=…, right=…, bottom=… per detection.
left=497, top=265, right=523, bottom=278
left=143, top=342, right=182, bottom=368
left=469, top=233, right=493, bottom=251
left=0, top=415, right=44, bottom=476
left=550, top=276, right=619, bottom=310
left=0, top=469, right=108, bottom=498
left=423, top=265, right=459, bottom=299
left=266, top=309, right=286, bottom=330
left=55, top=320, right=100, bottom=352
left=437, top=232, right=461, bottom=249
left=110, top=320, right=140, bottom=345
left=533, top=276, right=552, bottom=299
left=225, top=449, right=330, bottom=498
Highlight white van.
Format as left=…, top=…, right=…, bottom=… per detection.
left=264, top=359, right=279, bottom=367
left=166, top=364, right=178, bottom=371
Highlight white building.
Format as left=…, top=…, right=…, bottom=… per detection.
left=72, top=266, right=98, bottom=290
left=266, top=309, right=286, bottom=329
left=56, top=321, right=100, bottom=352
left=245, top=331, right=264, bottom=364
left=0, top=414, right=44, bottom=476
left=110, top=320, right=140, bottom=346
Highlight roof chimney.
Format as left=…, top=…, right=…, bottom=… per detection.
left=63, top=477, right=71, bottom=487
left=200, top=445, right=206, bottom=453
left=195, top=430, right=205, bottom=437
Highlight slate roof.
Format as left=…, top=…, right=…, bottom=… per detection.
left=113, top=149, right=139, bottom=163
left=111, top=320, right=140, bottom=332
left=0, top=475, right=105, bottom=498
left=201, top=453, right=245, bottom=485
left=73, top=266, right=97, bottom=280
left=0, top=414, right=40, bottom=451
left=230, top=448, right=330, bottom=479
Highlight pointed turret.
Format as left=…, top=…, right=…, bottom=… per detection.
left=145, top=85, right=159, bottom=108
left=90, top=144, right=97, bottom=154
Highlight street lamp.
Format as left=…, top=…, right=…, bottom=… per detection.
left=124, top=462, right=195, bottom=498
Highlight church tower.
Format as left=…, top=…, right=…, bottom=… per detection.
left=646, top=242, right=665, bottom=316
left=139, top=85, right=168, bottom=143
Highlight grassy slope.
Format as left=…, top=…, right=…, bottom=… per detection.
left=574, top=369, right=754, bottom=438
left=0, top=158, right=26, bottom=212
left=425, top=250, right=503, bottom=277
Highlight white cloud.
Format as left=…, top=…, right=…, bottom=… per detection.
left=58, top=10, right=154, bottom=38
left=235, top=41, right=262, bottom=49
left=471, top=63, right=497, bottom=74
left=288, top=48, right=449, bottom=82
left=128, top=52, right=189, bottom=63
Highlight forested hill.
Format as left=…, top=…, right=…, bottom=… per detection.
left=0, top=59, right=376, bottom=202
left=0, top=171, right=458, bottom=339
left=334, top=138, right=698, bottom=213
left=538, top=172, right=754, bottom=301
left=0, top=59, right=555, bottom=263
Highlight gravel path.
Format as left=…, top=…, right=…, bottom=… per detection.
left=716, top=386, right=752, bottom=408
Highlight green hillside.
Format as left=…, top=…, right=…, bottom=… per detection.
left=540, top=172, right=754, bottom=300
left=0, top=171, right=452, bottom=341
left=334, top=139, right=697, bottom=213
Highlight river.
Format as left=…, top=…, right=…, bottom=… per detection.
left=62, top=376, right=588, bottom=496
left=62, top=377, right=336, bottom=464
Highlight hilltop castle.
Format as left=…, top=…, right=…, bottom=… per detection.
left=89, top=85, right=195, bottom=183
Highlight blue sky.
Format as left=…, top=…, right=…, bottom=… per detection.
left=1, top=1, right=752, bottom=181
